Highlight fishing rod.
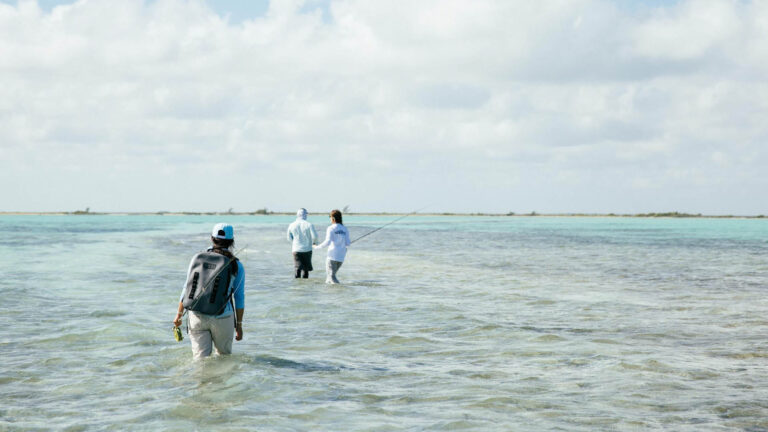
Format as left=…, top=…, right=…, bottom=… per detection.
left=350, top=205, right=430, bottom=244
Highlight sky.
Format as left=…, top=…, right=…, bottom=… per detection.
left=1, top=0, right=766, bottom=215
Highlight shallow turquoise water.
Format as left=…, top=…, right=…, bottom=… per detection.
left=1, top=215, right=767, bottom=431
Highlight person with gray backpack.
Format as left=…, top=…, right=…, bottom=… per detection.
left=173, top=223, right=245, bottom=360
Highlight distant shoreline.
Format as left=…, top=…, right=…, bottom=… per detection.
left=0, top=211, right=765, bottom=219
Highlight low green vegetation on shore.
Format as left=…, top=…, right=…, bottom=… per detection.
left=0, top=210, right=765, bottom=218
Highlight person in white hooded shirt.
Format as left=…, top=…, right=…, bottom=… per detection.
left=287, top=208, right=318, bottom=278
left=314, top=209, right=351, bottom=284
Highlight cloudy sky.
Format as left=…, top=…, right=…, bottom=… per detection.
left=1, top=0, right=766, bottom=215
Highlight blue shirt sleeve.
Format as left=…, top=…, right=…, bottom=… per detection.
left=233, top=261, right=245, bottom=309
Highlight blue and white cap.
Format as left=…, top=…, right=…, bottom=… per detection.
left=211, top=223, right=234, bottom=240
left=297, top=208, right=308, bottom=220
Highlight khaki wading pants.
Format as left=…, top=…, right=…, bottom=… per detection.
left=188, top=311, right=235, bottom=360
left=326, top=259, right=343, bottom=284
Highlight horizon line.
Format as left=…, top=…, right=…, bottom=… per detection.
left=0, top=211, right=765, bottom=219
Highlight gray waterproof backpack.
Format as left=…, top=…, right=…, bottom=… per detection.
left=182, top=251, right=239, bottom=315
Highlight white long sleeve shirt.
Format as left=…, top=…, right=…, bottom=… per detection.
left=287, top=219, right=318, bottom=252
left=316, top=223, right=351, bottom=262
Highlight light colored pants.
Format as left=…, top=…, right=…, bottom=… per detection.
left=326, top=259, right=343, bottom=284
left=188, top=311, right=235, bottom=360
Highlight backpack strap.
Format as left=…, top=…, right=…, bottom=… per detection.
left=231, top=295, right=237, bottom=329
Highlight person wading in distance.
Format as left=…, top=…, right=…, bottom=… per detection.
left=314, top=209, right=351, bottom=284
left=287, top=208, right=318, bottom=278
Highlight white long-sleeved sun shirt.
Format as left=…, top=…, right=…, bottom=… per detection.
left=316, top=223, right=351, bottom=262
left=287, top=218, right=318, bottom=252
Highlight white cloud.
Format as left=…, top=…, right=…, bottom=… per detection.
left=0, top=0, right=766, bottom=214
left=631, top=0, right=740, bottom=61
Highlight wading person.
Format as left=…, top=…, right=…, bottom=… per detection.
left=314, top=209, right=351, bottom=284
left=287, top=208, right=318, bottom=278
left=173, top=223, right=245, bottom=360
